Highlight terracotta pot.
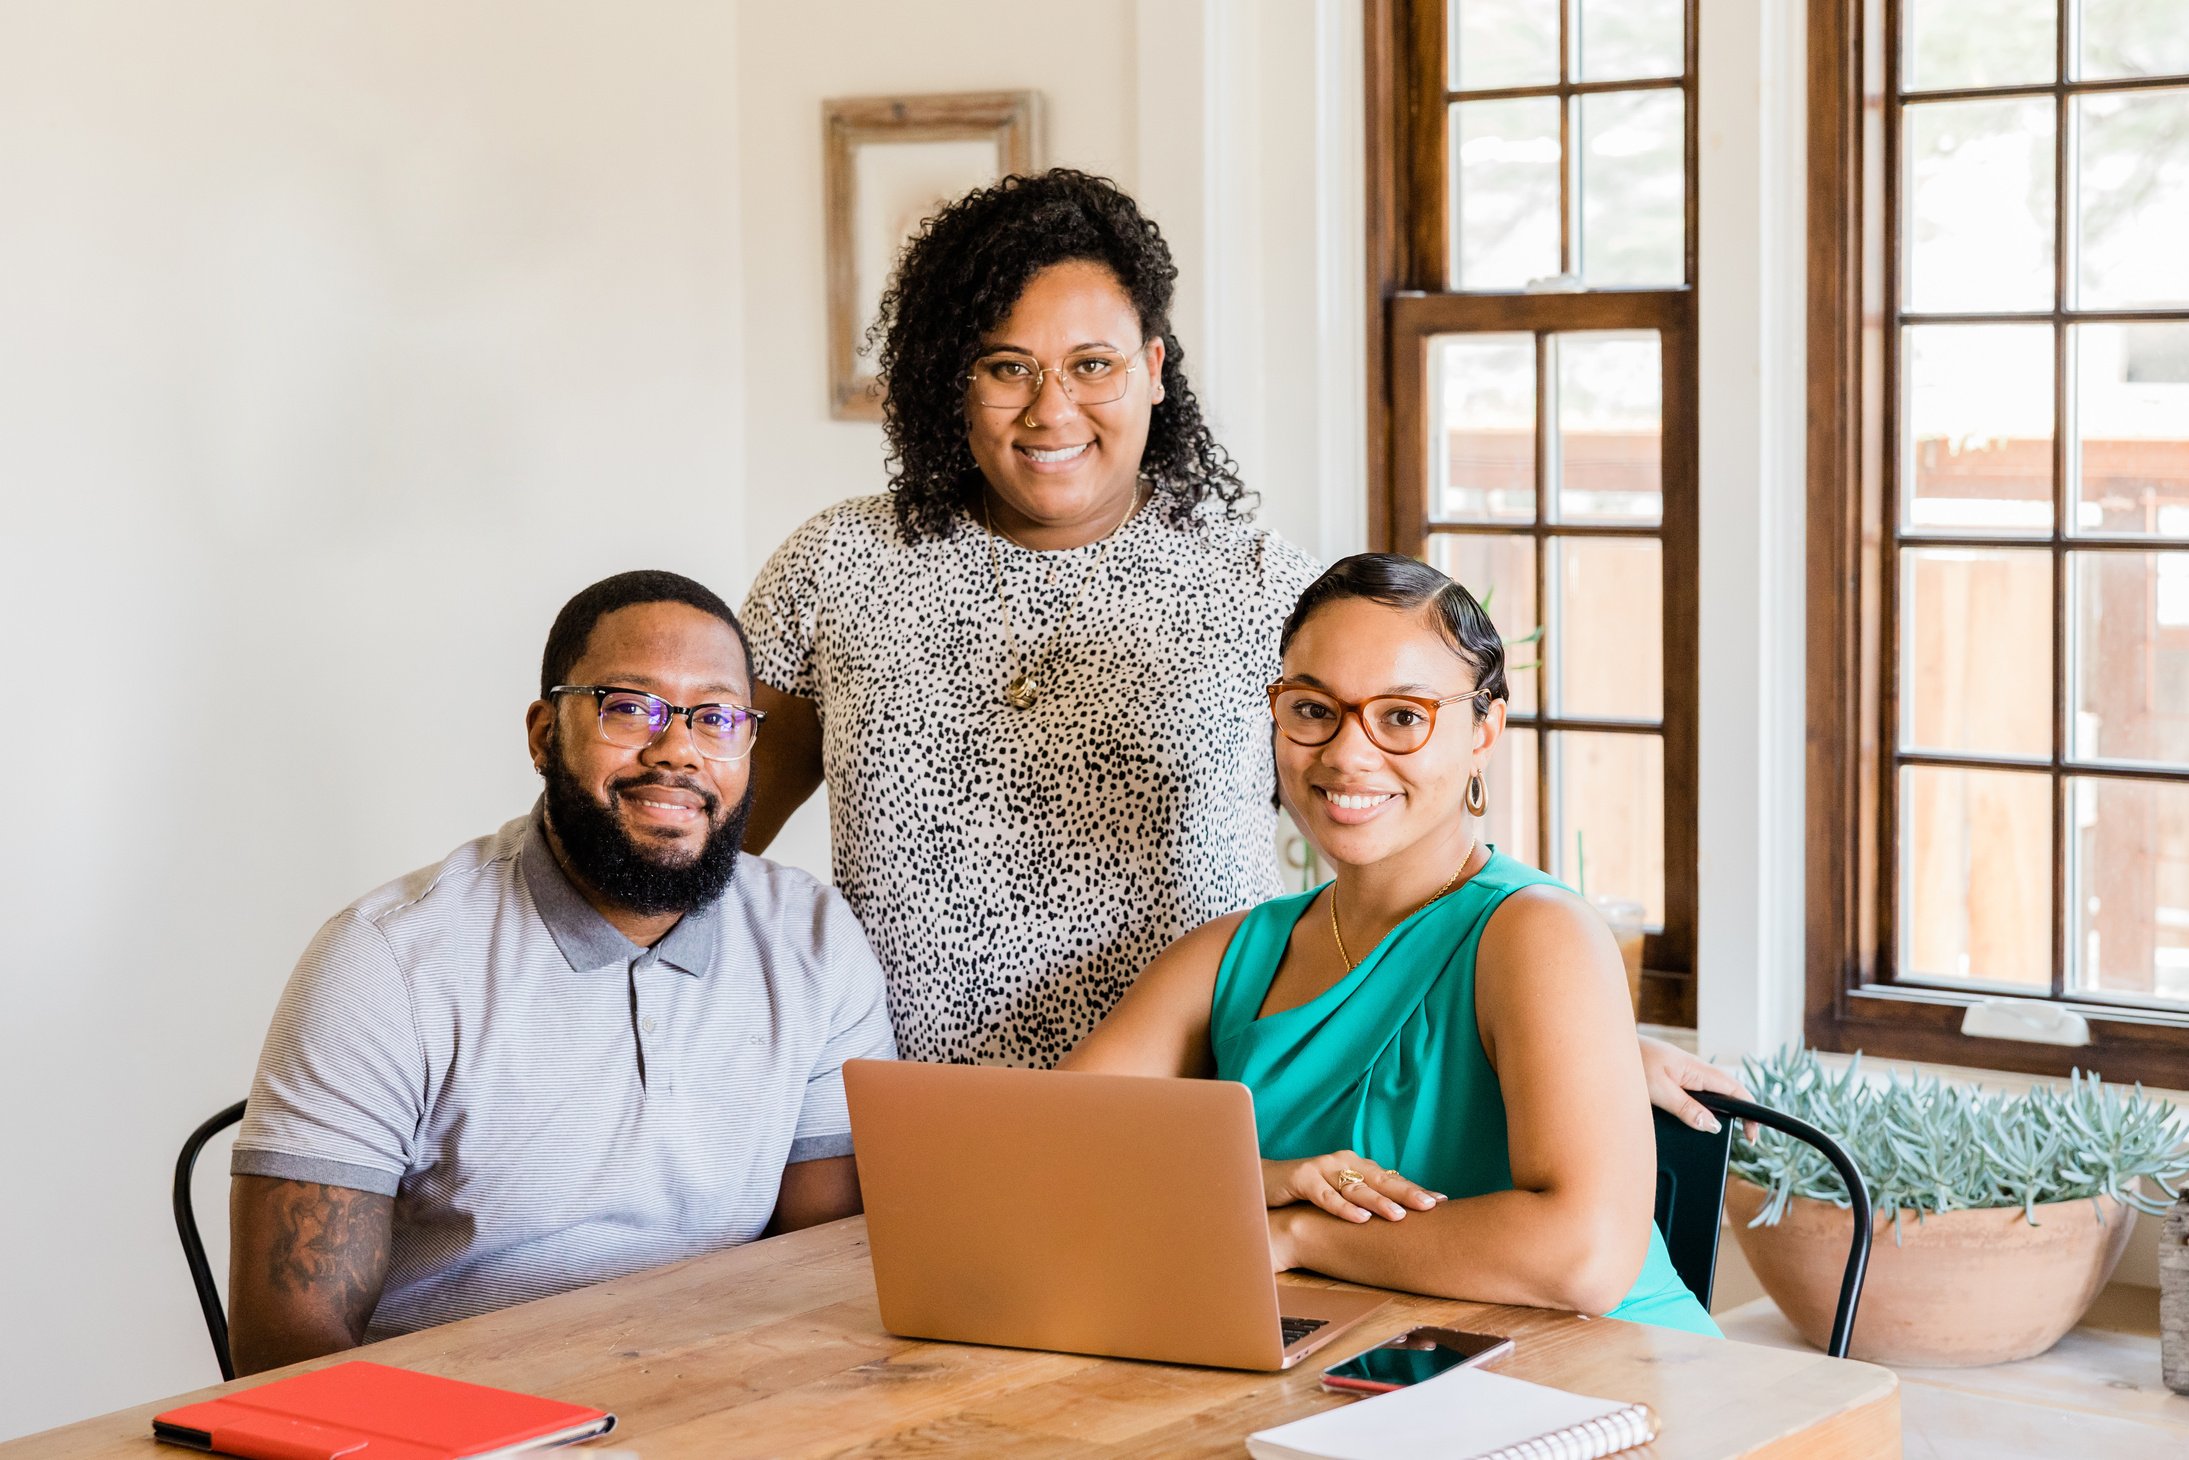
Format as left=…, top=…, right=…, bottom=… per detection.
left=1725, top=1177, right=2135, bottom=1368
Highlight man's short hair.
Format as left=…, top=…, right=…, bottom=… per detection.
left=540, top=570, right=752, bottom=699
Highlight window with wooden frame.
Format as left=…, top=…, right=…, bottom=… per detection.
left=1809, top=0, right=2189, bottom=1085
left=1367, top=0, right=1701, bottom=1025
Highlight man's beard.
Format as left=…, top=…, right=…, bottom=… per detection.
left=541, top=738, right=752, bottom=917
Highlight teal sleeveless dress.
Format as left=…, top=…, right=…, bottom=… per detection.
left=1209, top=849, right=1719, bottom=1337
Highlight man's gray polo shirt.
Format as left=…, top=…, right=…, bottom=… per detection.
left=233, top=807, right=896, bottom=1340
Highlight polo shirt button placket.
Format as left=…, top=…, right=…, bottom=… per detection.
left=633, top=956, right=674, bottom=1098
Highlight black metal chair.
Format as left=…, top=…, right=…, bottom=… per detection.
left=174, top=1099, right=247, bottom=1381
left=1651, top=1089, right=1873, bottom=1359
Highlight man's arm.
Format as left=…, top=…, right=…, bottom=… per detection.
left=227, top=1175, right=394, bottom=1376
left=765, top=1155, right=860, bottom=1236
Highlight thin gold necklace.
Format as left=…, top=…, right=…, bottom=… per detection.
left=1329, top=839, right=1478, bottom=971
left=983, top=485, right=1138, bottom=710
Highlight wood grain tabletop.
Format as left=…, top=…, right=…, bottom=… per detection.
left=6, top=1216, right=1898, bottom=1458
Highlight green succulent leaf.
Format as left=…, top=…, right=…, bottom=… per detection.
left=1728, top=1045, right=2189, bottom=1227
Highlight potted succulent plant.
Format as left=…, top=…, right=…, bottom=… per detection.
left=1725, top=1046, right=2189, bottom=1368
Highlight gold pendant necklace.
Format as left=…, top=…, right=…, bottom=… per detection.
left=985, top=486, right=1139, bottom=710
left=1329, top=839, right=1478, bottom=971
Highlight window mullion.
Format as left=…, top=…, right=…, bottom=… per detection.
left=2050, top=0, right=2072, bottom=1000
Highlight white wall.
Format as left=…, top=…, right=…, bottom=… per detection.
left=0, top=1, right=746, bottom=1437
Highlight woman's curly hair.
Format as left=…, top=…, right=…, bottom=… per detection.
left=870, top=168, right=1254, bottom=541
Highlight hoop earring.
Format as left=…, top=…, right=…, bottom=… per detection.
left=1466, top=772, right=1488, bottom=817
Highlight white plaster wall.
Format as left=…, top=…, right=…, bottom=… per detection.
left=0, top=2, right=745, bottom=1437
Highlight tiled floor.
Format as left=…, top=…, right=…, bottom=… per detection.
left=1715, top=1286, right=2189, bottom=1460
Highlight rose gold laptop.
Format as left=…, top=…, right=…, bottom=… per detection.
left=843, top=1060, right=1388, bottom=1371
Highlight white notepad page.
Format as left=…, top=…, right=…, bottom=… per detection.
left=1246, top=1365, right=1655, bottom=1460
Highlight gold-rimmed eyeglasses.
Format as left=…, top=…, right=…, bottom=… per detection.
left=966, top=340, right=1149, bottom=410
left=1267, top=680, right=1489, bottom=756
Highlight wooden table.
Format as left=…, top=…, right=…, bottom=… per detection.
left=9, top=1217, right=1898, bottom=1457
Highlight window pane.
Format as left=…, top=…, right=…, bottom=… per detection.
left=1900, top=765, right=2053, bottom=988
left=1576, top=0, right=1684, bottom=82
left=1555, top=331, right=1662, bottom=525
left=1577, top=90, right=1684, bottom=288
left=1481, top=723, right=1541, bottom=868
left=2072, top=323, right=2189, bottom=537
left=1901, top=547, right=2054, bottom=759
left=1903, top=324, right=2054, bottom=535
left=2078, top=0, right=2189, bottom=81
left=1450, top=0, right=1560, bottom=91
left=1429, top=334, right=1535, bottom=523
left=1551, top=537, right=1662, bottom=720
left=1450, top=99, right=1563, bottom=291
left=1905, top=0, right=2056, bottom=91
left=2072, top=550, right=2189, bottom=767
left=2075, top=88, right=2189, bottom=310
left=1429, top=533, right=1540, bottom=715
left=1551, top=731, right=1665, bottom=924
left=2070, top=776, right=2189, bottom=1003
left=1905, top=98, right=2056, bottom=313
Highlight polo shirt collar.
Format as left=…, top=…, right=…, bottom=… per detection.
left=520, top=801, right=721, bottom=977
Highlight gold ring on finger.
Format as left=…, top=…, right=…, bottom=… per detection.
left=1333, top=1169, right=1366, bottom=1191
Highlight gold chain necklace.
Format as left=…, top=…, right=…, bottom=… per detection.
left=1329, top=838, right=1478, bottom=971
left=983, top=486, right=1138, bottom=710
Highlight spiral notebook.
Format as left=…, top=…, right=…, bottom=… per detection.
left=1247, top=1365, right=1657, bottom=1460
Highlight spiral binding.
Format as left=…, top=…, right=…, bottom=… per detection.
left=1473, top=1401, right=1657, bottom=1460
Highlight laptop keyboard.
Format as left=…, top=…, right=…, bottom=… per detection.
left=1280, top=1315, right=1329, bottom=1347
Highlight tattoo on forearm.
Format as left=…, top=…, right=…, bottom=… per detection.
left=263, top=1182, right=393, bottom=1342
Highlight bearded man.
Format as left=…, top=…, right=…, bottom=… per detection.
left=226, top=571, right=894, bottom=1376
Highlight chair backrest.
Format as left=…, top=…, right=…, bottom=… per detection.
left=1650, top=1089, right=1874, bottom=1359
left=1651, top=1105, right=1733, bottom=1310
left=174, top=1099, right=247, bottom=1382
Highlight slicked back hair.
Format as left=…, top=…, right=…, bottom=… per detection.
left=1279, top=553, right=1507, bottom=717
left=539, top=570, right=751, bottom=700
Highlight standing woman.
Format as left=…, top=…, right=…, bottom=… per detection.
left=742, top=169, right=1305, bottom=1066
left=740, top=170, right=1739, bottom=1123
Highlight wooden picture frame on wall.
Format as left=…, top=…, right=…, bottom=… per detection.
left=823, top=90, right=1042, bottom=421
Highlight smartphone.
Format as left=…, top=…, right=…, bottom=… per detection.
left=1319, top=1326, right=1516, bottom=1394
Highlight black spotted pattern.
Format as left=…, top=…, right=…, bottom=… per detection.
left=741, top=489, right=1322, bottom=1067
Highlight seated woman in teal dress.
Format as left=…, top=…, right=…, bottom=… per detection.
left=1063, top=552, right=1718, bottom=1336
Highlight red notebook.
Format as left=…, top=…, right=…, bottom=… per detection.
left=153, top=1360, right=615, bottom=1460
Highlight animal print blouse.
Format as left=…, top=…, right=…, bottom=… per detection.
left=741, top=489, right=1321, bottom=1066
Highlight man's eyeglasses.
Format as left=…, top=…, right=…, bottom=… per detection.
left=966, top=340, right=1149, bottom=410
left=1267, top=680, right=1489, bottom=756
left=549, top=685, right=765, bottom=762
